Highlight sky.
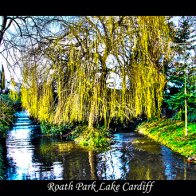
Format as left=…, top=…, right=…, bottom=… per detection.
left=0, top=16, right=22, bottom=82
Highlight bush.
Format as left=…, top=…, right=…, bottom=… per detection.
left=40, top=120, right=111, bottom=150
left=40, top=121, right=73, bottom=135
left=0, top=95, right=16, bottom=137
left=74, top=126, right=111, bottom=150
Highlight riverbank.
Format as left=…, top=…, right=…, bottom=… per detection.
left=0, top=94, right=18, bottom=137
left=40, top=121, right=111, bottom=150
left=136, top=118, right=196, bottom=158
left=4, top=113, right=196, bottom=180
left=0, top=94, right=20, bottom=179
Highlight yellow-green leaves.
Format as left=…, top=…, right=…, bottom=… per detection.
left=21, top=16, right=171, bottom=129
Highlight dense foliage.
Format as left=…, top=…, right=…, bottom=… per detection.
left=164, top=16, right=196, bottom=122
left=0, top=95, right=16, bottom=136
left=0, top=16, right=195, bottom=151
left=20, top=17, right=171, bottom=147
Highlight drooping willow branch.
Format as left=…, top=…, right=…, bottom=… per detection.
left=21, top=16, right=172, bottom=130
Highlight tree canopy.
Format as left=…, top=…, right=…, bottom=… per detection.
left=19, top=16, right=172, bottom=131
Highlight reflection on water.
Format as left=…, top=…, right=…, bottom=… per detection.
left=2, top=111, right=196, bottom=180
left=96, top=134, right=134, bottom=180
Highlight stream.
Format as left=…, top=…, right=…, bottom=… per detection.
left=1, top=111, right=196, bottom=180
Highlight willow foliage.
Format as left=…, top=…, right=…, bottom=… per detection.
left=21, top=16, right=171, bottom=130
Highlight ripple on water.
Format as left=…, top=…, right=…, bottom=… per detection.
left=3, top=111, right=196, bottom=180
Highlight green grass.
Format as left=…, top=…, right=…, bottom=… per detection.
left=0, top=95, right=17, bottom=137
left=40, top=121, right=111, bottom=150
left=40, top=121, right=74, bottom=135
left=73, top=126, right=111, bottom=150
left=136, top=118, right=196, bottom=157
left=0, top=94, right=19, bottom=179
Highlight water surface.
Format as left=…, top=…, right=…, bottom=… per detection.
left=2, top=111, right=196, bottom=180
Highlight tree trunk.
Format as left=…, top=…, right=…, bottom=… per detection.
left=184, top=66, right=188, bottom=136
left=0, top=16, right=7, bottom=45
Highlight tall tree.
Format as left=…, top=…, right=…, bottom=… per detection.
left=21, top=16, right=171, bottom=131
left=0, top=64, right=5, bottom=90
left=0, top=16, right=76, bottom=81
left=164, top=16, right=196, bottom=136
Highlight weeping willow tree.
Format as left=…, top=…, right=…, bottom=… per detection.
left=21, top=16, right=172, bottom=148
left=21, top=57, right=55, bottom=122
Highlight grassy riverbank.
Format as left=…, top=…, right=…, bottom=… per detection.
left=0, top=94, right=20, bottom=179
left=0, top=93, right=21, bottom=135
left=40, top=122, right=111, bottom=150
left=136, top=118, right=196, bottom=157
left=0, top=95, right=17, bottom=137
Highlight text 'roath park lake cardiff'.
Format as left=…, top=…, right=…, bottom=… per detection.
left=47, top=181, right=155, bottom=193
